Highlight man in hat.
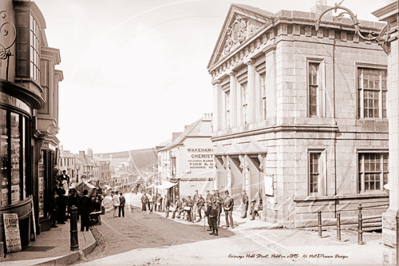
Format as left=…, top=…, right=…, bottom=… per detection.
left=223, top=190, right=234, bottom=228
left=80, top=190, right=93, bottom=231
left=172, top=196, right=182, bottom=219
left=212, top=190, right=222, bottom=226
left=208, top=200, right=219, bottom=236
left=241, top=190, right=249, bottom=218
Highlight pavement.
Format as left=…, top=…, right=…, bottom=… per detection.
left=1, top=219, right=96, bottom=266
left=0, top=193, right=385, bottom=265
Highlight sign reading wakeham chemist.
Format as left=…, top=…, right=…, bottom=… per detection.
left=187, top=148, right=213, bottom=169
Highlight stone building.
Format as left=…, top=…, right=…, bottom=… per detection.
left=208, top=3, right=388, bottom=227
left=0, top=0, right=62, bottom=248
left=157, top=114, right=214, bottom=202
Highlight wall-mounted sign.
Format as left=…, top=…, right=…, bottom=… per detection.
left=187, top=148, right=213, bottom=169
left=3, top=213, right=22, bottom=253
left=264, top=174, right=274, bottom=196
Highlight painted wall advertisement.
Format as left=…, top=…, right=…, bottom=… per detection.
left=3, top=213, right=22, bottom=253
left=187, top=148, right=213, bottom=169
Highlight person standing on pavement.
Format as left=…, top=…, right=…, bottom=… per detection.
left=186, top=196, right=194, bottom=222
left=212, top=190, right=222, bottom=226
left=50, top=191, right=58, bottom=227
left=223, top=190, right=234, bottom=228
left=119, top=193, right=126, bottom=217
left=157, top=193, right=163, bottom=212
left=241, top=190, right=249, bottom=218
left=56, top=184, right=67, bottom=224
left=68, top=188, right=80, bottom=221
left=141, top=193, right=148, bottom=211
left=112, top=191, right=120, bottom=217
left=209, top=200, right=219, bottom=236
left=164, top=195, right=171, bottom=218
left=172, top=196, right=182, bottom=219
left=197, top=194, right=205, bottom=222
left=205, top=190, right=214, bottom=231
left=80, top=190, right=92, bottom=231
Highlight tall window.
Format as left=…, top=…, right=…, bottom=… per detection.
left=309, top=153, right=321, bottom=194
left=261, top=73, right=266, bottom=120
left=357, top=68, right=387, bottom=119
left=242, top=83, right=248, bottom=125
left=358, top=153, right=388, bottom=193
left=309, top=63, right=319, bottom=117
left=225, top=91, right=230, bottom=128
left=30, top=15, right=40, bottom=83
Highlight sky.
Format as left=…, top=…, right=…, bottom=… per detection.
left=33, top=0, right=389, bottom=154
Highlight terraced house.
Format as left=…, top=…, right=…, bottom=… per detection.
left=208, top=3, right=389, bottom=227
left=0, top=0, right=63, bottom=248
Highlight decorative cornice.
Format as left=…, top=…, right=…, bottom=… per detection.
left=212, top=79, right=222, bottom=86
left=244, top=59, right=254, bottom=65
left=0, top=79, right=44, bottom=109
left=212, top=124, right=339, bottom=142
left=263, top=44, right=276, bottom=54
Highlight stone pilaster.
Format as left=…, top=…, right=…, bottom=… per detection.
left=245, top=59, right=256, bottom=124
left=373, top=2, right=399, bottom=265
left=264, top=44, right=277, bottom=120
left=212, top=79, right=222, bottom=132
left=229, top=71, right=238, bottom=128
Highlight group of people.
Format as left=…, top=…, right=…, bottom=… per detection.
left=140, top=192, right=163, bottom=212
left=111, top=191, right=126, bottom=217
left=138, top=188, right=263, bottom=237
left=50, top=170, right=103, bottom=232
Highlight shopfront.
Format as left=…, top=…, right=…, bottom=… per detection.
left=0, top=91, right=34, bottom=247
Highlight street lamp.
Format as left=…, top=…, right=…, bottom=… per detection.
left=315, top=1, right=391, bottom=52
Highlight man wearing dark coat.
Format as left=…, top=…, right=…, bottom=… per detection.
left=68, top=188, right=80, bottom=220
left=141, top=194, right=148, bottom=211
left=79, top=190, right=92, bottom=231
left=119, top=193, right=126, bottom=217
left=241, top=190, right=249, bottom=218
left=212, top=190, right=222, bottom=226
left=223, top=190, right=234, bottom=228
left=208, top=200, right=219, bottom=236
left=56, top=185, right=67, bottom=224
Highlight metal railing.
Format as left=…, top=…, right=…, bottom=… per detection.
left=317, top=203, right=388, bottom=244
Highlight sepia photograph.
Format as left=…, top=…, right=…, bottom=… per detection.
left=0, top=0, right=398, bottom=265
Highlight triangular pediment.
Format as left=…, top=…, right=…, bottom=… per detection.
left=208, top=4, right=274, bottom=69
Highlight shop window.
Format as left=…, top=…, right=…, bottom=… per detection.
left=1, top=109, right=8, bottom=206
left=358, top=152, right=388, bottom=193
left=0, top=109, right=29, bottom=206
left=357, top=68, right=387, bottom=119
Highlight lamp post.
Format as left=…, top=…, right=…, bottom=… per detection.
left=316, top=1, right=398, bottom=264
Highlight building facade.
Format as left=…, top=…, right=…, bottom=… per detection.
left=0, top=0, right=62, bottom=247
left=208, top=4, right=388, bottom=227
left=58, top=145, right=76, bottom=182
left=157, top=114, right=214, bottom=202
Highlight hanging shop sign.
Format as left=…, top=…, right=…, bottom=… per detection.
left=187, top=148, right=213, bottom=169
left=3, top=213, right=22, bottom=253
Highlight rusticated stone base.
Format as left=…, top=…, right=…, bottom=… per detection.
left=382, top=209, right=399, bottom=265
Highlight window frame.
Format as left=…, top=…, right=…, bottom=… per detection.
left=356, top=64, right=388, bottom=120
left=241, top=83, right=248, bottom=125
left=357, top=149, right=388, bottom=194
left=306, top=58, right=325, bottom=118
left=225, top=90, right=230, bottom=129
left=308, top=149, right=327, bottom=197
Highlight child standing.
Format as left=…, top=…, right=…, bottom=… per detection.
left=209, top=200, right=219, bottom=236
